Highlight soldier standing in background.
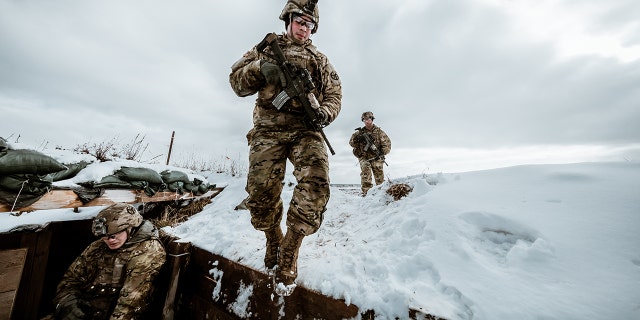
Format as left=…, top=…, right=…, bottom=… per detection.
left=49, top=203, right=166, bottom=320
left=350, top=111, right=392, bottom=195
left=229, top=0, right=342, bottom=296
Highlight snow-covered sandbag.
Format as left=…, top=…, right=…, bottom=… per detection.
left=115, top=166, right=164, bottom=185
left=160, top=170, right=191, bottom=184
left=0, top=174, right=53, bottom=194
left=0, top=149, right=67, bottom=175
left=93, top=175, right=132, bottom=189
left=48, top=161, right=91, bottom=182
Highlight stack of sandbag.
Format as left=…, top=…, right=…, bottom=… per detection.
left=0, top=148, right=67, bottom=194
left=86, top=167, right=214, bottom=196
left=90, top=166, right=167, bottom=196
left=0, top=138, right=71, bottom=207
left=160, top=170, right=213, bottom=195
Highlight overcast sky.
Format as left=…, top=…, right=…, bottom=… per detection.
left=2, top=0, right=639, bottom=183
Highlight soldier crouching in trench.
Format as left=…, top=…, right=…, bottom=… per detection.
left=43, top=203, right=166, bottom=320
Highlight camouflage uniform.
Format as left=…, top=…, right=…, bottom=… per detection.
left=350, top=124, right=391, bottom=195
left=229, top=34, right=341, bottom=236
left=52, top=220, right=166, bottom=320
left=229, top=0, right=341, bottom=296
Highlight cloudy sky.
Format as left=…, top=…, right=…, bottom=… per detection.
left=1, top=0, right=639, bottom=183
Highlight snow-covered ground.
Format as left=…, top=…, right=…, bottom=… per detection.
left=167, top=161, right=640, bottom=319
left=1, top=145, right=638, bottom=319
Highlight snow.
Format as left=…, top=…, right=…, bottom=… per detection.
left=165, top=161, right=640, bottom=319
left=1, top=143, right=639, bottom=319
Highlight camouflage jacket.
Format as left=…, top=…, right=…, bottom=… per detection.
left=53, top=220, right=166, bottom=320
left=349, top=125, right=392, bottom=160
left=229, top=33, right=342, bottom=131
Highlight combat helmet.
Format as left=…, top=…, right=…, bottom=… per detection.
left=280, top=0, right=319, bottom=34
left=361, top=111, right=375, bottom=121
left=92, top=203, right=143, bottom=237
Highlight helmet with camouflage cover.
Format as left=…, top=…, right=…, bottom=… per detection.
left=92, top=203, right=143, bottom=237
left=361, top=111, right=375, bottom=121
left=280, top=0, right=319, bottom=34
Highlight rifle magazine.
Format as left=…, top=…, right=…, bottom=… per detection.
left=272, top=90, right=290, bottom=110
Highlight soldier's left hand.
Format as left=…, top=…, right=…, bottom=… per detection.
left=55, top=294, right=92, bottom=320
left=260, top=61, right=287, bottom=87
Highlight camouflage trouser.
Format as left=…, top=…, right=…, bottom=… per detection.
left=358, top=158, right=385, bottom=194
left=246, top=129, right=330, bottom=236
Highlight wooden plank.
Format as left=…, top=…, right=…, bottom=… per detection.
left=179, top=293, right=236, bottom=320
left=0, top=291, right=17, bottom=320
left=0, top=188, right=224, bottom=212
left=178, top=246, right=361, bottom=320
left=10, top=231, right=38, bottom=320
left=0, top=248, right=28, bottom=292
left=0, top=190, right=82, bottom=212
left=24, top=228, right=53, bottom=320
left=160, top=238, right=192, bottom=320
left=0, top=248, right=27, bottom=320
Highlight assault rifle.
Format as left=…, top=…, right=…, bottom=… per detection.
left=256, top=33, right=335, bottom=155
left=361, top=132, right=388, bottom=166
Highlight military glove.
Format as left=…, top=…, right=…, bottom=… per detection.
left=55, top=294, right=92, bottom=320
left=260, top=61, right=287, bottom=87
left=316, top=109, right=329, bottom=126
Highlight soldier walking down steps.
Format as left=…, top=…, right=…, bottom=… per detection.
left=350, top=111, right=392, bottom=196
left=229, top=0, right=342, bottom=296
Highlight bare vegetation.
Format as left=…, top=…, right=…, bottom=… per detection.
left=73, top=134, right=158, bottom=162
left=144, top=197, right=213, bottom=228
left=386, top=183, right=413, bottom=201
left=171, top=153, right=247, bottom=176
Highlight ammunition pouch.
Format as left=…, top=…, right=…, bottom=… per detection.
left=84, top=284, right=120, bottom=320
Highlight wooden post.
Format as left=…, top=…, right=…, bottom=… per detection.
left=166, top=131, right=175, bottom=166
left=162, top=240, right=191, bottom=320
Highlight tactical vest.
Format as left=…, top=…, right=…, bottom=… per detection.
left=353, top=127, right=383, bottom=159
left=260, top=35, right=324, bottom=115
left=83, top=246, right=135, bottom=320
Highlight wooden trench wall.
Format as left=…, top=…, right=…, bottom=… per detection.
left=0, top=218, right=363, bottom=320
left=0, top=193, right=442, bottom=319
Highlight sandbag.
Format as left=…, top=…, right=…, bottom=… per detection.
left=184, top=178, right=212, bottom=195
left=92, top=175, right=157, bottom=196
left=115, top=166, right=164, bottom=185
left=48, top=161, right=91, bottom=182
left=92, top=175, right=132, bottom=189
left=161, top=170, right=191, bottom=184
left=0, top=174, right=53, bottom=194
left=166, top=181, right=185, bottom=194
left=0, top=149, right=67, bottom=175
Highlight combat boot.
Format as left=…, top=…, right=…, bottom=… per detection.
left=264, top=227, right=283, bottom=270
left=275, top=228, right=304, bottom=296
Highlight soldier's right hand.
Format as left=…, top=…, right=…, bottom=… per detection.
left=316, top=109, right=329, bottom=126
left=55, top=294, right=91, bottom=320
left=260, top=61, right=287, bottom=87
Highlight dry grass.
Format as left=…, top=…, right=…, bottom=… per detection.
left=148, top=197, right=212, bottom=228
left=386, top=183, right=413, bottom=201
left=72, top=134, right=159, bottom=162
